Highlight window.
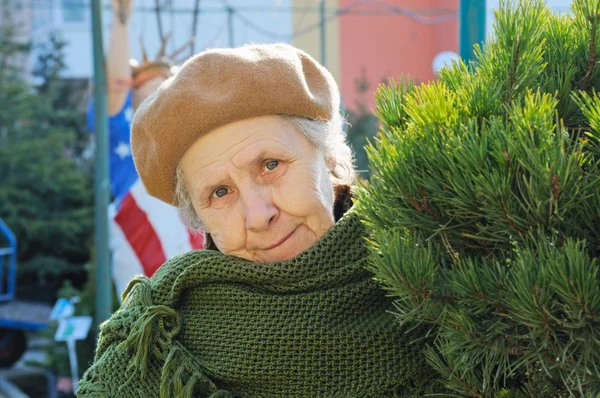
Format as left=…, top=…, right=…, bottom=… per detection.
left=62, top=0, right=85, bottom=23
left=33, top=0, right=53, bottom=31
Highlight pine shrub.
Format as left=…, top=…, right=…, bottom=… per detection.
left=357, top=1, right=600, bottom=396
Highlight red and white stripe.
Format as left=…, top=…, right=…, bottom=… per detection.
left=109, top=180, right=205, bottom=297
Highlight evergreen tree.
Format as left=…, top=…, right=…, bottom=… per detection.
left=358, top=0, right=600, bottom=396
left=0, top=2, right=31, bottom=142
left=0, top=3, right=93, bottom=292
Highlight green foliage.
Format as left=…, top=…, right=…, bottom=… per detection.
left=374, top=76, right=416, bottom=131
left=0, top=7, right=93, bottom=287
left=358, top=0, right=600, bottom=396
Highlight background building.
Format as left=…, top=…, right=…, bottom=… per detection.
left=10, top=0, right=293, bottom=78
left=2, top=0, right=576, bottom=109
left=291, top=1, right=459, bottom=112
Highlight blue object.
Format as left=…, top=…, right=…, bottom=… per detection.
left=0, top=220, right=51, bottom=334
left=0, top=318, right=48, bottom=331
left=0, top=219, right=17, bottom=302
left=459, top=0, right=487, bottom=63
left=49, top=298, right=75, bottom=321
left=87, top=90, right=139, bottom=205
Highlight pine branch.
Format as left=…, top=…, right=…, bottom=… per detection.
left=505, top=37, right=523, bottom=110
left=401, top=281, right=457, bottom=304
left=475, top=339, right=526, bottom=357
left=430, top=294, right=458, bottom=304
left=425, top=348, right=485, bottom=398
left=446, top=369, right=485, bottom=398
left=363, top=1, right=600, bottom=395
left=500, top=199, right=524, bottom=234
left=577, top=14, right=599, bottom=91
left=441, top=233, right=461, bottom=265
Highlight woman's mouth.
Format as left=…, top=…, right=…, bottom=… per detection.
left=264, top=227, right=298, bottom=250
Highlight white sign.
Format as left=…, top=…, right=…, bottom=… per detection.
left=49, top=298, right=75, bottom=321
left=55, top=316, right=93, bottom=342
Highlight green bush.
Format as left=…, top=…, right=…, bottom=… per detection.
left=358, top=1, right=600, bottom=396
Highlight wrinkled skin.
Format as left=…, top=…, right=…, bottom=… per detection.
left=180, top=115, right=336, bottom=263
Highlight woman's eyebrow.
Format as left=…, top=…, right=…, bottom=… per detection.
left=233, top=147, right=289, bottom=169
left=249, top=150, right=271, bottom=168
left=196, top=176, right=228, bottom=198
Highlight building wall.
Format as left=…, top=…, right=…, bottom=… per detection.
left=290, top=0, right=575, bottom=115
left=26, top=0, right=293, bottom=79
left=14, top=1, right=576, bottom=98
left=291, top=0, right=340, bottom=86
left=338, top=0, right=459, bottom=112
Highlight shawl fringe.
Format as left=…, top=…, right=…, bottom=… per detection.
left=160, top=344, right=233, bottom=398
left=116, top=275, right=231, bottom=398
left=117, top=276, right=182, bottom=387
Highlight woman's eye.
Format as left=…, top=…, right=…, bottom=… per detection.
left=212, top=187, right=229, bottom=198
left=265, top=160, right=279, bottom=171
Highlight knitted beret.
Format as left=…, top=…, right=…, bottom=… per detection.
left=131, top=43, right=340, bottom=205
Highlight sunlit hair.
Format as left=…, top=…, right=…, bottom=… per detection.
left=173, top=113, right=356, bottom=231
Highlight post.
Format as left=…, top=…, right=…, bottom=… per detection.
left=459, top=0, right=486, bottom=62
left=90, top=0, right=112, bottom=327
left=227, top=6, right=234, bottom=48
left=67, top=339, right=79, bottom=392
left=155, top=0, right=164, bottom=39
left=320, top=0, right=326, bottom=67
left=191, top=0, right=201, bottom=56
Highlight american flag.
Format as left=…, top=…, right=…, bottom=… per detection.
left=88, top=93, right=205, bottom=296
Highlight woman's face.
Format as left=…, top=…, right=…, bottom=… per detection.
left=180, top=115, right=336, bottom=263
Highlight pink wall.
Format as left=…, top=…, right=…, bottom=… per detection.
left=339, top=0, right=458, bottom=112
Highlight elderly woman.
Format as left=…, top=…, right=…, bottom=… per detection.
left=77, top=44, right=435, bottom=397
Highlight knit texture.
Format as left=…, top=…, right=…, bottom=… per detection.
left=77, top=207, right=437, bottom=397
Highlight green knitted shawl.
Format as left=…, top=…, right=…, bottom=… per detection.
left=77, top=207, right=436, bottom=397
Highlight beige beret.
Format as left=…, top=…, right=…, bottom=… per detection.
left=131, top=43, right=340, bottom=205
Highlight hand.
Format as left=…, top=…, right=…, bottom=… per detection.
left=112, top=0, right=133, bottom=24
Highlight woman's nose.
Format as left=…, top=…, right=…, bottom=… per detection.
left=243, top=189, right=278, bottom=232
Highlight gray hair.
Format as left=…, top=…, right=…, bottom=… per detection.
left=174, top=113, right=356, bottom=230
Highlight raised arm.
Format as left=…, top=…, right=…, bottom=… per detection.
left=107, top=0, right=133, bottom=116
